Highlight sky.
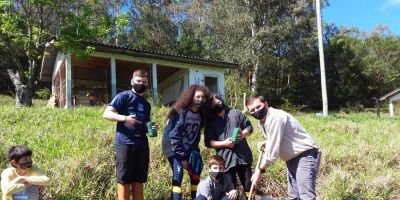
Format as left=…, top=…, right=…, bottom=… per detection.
left=323, top=0, right=400, bottom=35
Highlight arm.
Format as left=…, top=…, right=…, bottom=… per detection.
left=169, top=111, right=187, bottom=161
left=1, top=170, right=25, bottom=196
left=103, top=106, right=140, bottom=126
left=205, top=123, right=234, bottom=149
left=103, top=106, right=127, bottom=122
left=209, top=139, right=234, bottom=149
left=251, top=114, right=287, bottom=185
left=196, top=180, right=213, bottom=200
left=25, top=168, right=50, bottom=186
left=224, top=175, right=238, bottom=200
left=238, top=112, right=253, bottom=139
left=259, top=114, right=287, bottom=169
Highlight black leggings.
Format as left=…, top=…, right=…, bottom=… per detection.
left=225, top=164, right=252, bottom=192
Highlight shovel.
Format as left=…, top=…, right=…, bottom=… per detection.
left=248, top=146, right=265, bottom=200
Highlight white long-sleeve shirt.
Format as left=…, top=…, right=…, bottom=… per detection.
left=259, top=107, right=318, bottom=164
left=1, top=166, right=49, bottom=200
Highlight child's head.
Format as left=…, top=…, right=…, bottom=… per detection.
left=131, top=69, right=149, bottom=94
left=208, top=155, right=225, bottom=173
left=8, top=145, right=33, bottom=169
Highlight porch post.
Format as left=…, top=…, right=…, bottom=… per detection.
left=389, top=100, right=394, bottom=117
left=152, top=63, right=158, bottom=103
left=111, top=58, right=117, bottom=98
left=65, top=54, right=72, bottom=108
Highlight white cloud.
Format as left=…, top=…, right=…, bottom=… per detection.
left=381, top=0, right=400, bottom=10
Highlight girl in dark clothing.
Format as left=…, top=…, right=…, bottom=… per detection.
left=162, top=85, right=209, bottom=200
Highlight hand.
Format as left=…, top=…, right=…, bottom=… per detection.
left=223, top=138, right=234, bottom=148
left=181, top=160, right=189, bottom=170
left=257, top=141, right=266, bottom=152
left=226, top=189, right=238, bottom=200
left=125, top=115, right=142, bottom=126
left=16, top=177, right=32, bottom=187
left=152, top=123, right=159, bottom=131
left=251, top=169, right=263, bottom=186
left=239, top=131, right=250, bottom=140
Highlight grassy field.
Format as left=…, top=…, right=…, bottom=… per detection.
left=0, top=95, right=399, bottom=199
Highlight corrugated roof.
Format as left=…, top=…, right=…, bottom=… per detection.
left=83, top=41, right=238, bottom=68
left=379, top=87, right=400, bottom=101
left=40, top=40, right=239, bottom=82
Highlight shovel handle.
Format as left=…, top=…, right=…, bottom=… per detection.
left=248, top=147, right=265, bottom=200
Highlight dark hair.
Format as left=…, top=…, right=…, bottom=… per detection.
left=245, top=95, right=266, bottom=106
left=8, top=145, right=32, bottom=163
left=205, top=93, right=231, bottom=120
left=132, top=69, right=148, bottom=78
left=167, top=84, right=209, bottom=118
left=208, top=155, right=225, bottom=168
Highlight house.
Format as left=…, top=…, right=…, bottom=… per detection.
left=40, top=41, right=238, bottom=108
left=379, top=87, right=400, bottom=117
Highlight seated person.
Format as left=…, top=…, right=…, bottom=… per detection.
left=195, top=155, right=238, bottom=200
left=1, top=145, right=50, bottom=200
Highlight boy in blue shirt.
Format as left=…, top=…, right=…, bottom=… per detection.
left=103, top=69, right=158, bottom=200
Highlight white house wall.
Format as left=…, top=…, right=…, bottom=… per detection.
left=389, top=93, right=400, bottom=117
left=51, top=52, right=66, bottom=94
left=389, top=93, right=400, bottom=102
left=91, top=51, right=227, bottom=102
left=189, top=68, right=225, bottom=99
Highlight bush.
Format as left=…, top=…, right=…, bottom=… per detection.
left=35, top=88, right=51, bottom=100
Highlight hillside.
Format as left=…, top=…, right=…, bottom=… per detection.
left=0, top=95, right=399, bottom=199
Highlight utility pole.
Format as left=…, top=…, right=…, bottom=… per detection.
left=316, top=0, right=328, bottom=116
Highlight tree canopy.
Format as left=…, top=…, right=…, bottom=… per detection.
left=0, top=0, right=399, bottom=110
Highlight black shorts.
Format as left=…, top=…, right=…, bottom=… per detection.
left=115, top=144, right=149, bottom=184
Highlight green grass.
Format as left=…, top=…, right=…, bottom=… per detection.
left=0, top=95, right=399, bottom=199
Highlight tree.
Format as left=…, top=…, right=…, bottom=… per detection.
left=0, top=0, right=110, bottom=107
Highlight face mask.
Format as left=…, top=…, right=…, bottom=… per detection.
left=19, top=160, right=33, bottom=169
left=251, top=107, right=268, bottom=120
left=132, top=83, right=147, bottom=94
left=192, top=98, right=206, bottom=108
left=211, top=102, right=225, bottom=114
left=209, top=171, right=223, bottom=182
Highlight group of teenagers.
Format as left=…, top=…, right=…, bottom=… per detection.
left=103, top=70, right=321, bottom=200
left=0, top=69, right=320, bottom=200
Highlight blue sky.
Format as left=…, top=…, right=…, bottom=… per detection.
left=323, top=0, right=400, bottom=35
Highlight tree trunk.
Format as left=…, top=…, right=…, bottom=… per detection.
left=7, top=69, right=33, bottom=107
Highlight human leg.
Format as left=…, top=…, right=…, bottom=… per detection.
left=236, top=164, right=252, bottom=192
left=296, top=149, right=319, bottom=200
left=224, top=166, right=238, bottom=189
left=168, top=156, right=184, bottom=200
left=131, top=145, right=149, bottom=200
left=115, top=145, right=134, bottom=200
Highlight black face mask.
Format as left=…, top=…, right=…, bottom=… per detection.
left=251, top=107, right=268, bottom=120
left=192, top=98, right=206, bottom=108
left=211, top=102, right=225, bottom=114
left=132, top=83, right=147, bottom=94
left=18, top=160, right=33, bottom=169
left=209, top=171, right=223, bottom=182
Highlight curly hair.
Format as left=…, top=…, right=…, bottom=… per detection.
left=167, top=84, right=209, bottom=118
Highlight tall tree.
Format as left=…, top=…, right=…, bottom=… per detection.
left=0, top=0, right=110, bottom=107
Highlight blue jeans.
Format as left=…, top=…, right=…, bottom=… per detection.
left=286, top=148, right=321, bottom=200
left=168, top=156, right=201, bottom=200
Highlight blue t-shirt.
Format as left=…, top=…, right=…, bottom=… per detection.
left=109, top=90, right=151, bottom=146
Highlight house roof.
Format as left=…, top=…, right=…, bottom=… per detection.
left=40, top=40, right=238, bottom=82
left=379, top=87, right=400, bottom=101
